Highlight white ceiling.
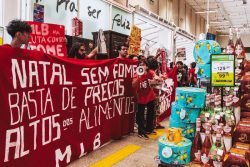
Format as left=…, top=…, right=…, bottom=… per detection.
left=185, top=0, right=250, bottom=35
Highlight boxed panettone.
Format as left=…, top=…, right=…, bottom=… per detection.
left=241, top=94, right=250, bottom=111
left=158, top=136, right=192, bottom=165
left=197, top=64, right=211, bottom=78
left=193, top=40, right=221, bottom=64
left=241, top=111, right=250, bottom=118
left=234, top=142, right=250, bottom=150
left=241, top=75, right=250, bottom=93
left=175, top=87, right=206, bottom=108
left=233, top=121, right=250, bottom=144
left=244, top=61, right=250, bottom=72
left=171, top=102, right=201, bottom=123
left=170, top=118, right=196, bottom=140
left=224, top=148, right=249, bottom=167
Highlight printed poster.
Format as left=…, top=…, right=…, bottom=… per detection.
left=33, top=3, right=44, bottom=22
left=128, top=25, right=141, bottom=56
left=27, top=21, right=67, bottom=57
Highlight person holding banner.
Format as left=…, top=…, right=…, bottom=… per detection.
left=117, top=43, right=129, bottom=59
left=68, top=42, right=97, bottom=59
left=6, top=19, right=32, bottom=48
left=132, top=58, right=161, bottom=139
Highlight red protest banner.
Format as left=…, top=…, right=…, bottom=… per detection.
left=27, top=21, right=67, bottom=57
left=0, top=45, right=137, bottom=167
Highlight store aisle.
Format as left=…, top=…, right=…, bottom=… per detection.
left=68, top=120, right=169, bottom=167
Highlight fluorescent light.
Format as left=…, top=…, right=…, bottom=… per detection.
left=195, top=10, right=217, bottom=14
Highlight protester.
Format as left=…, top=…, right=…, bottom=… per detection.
left=117, top=43, right=129, bottom=58
left=86, top=41, right=95, bottom=55
left=181, top=64, right=189, bottom=87
left=132, top=57, right=161, bottom=139
left=6, top=19, right=32, bottom=48
left=68, top=42, right=97, bottom=59
left=189, top=62, right=197, bottom=87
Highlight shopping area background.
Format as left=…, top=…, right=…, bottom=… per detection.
left=0, top=0, right=250, bottom=167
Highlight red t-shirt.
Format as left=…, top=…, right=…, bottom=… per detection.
left=189, top=68, right=197, bottom=83
left=133, top=70, right=156, bottom=104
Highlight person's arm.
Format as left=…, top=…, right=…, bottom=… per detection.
left=154, top=48, right=161, bottom=59
left=85, top=47, right=98, bottom=59
left=173, top=55, right=177, bottom=65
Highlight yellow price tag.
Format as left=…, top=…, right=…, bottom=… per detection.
left=0, top=37, right=3, bottom=45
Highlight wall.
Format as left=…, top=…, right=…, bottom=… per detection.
left=200, top=17, right=205, bottom=34
left=113, top=0, right=127, bottom=6
left=129, top=0, right=159, bottom=14
left=122, top=0, right=207, bottom=38
left=185, top=3, right=191, bottom=33
left=178, top=0, right=185, bottom=29
left=1, top=0, right=20, bottom=44
left=0, top=0, right=3, bottom=26
left=172, top=0, right=179, bottom=25
left=195, top=14, right=201, bottom=39
left=217, top=34, right=250, bottom=48
left=159, top=0, right=167, bottom=18
left=190, top=9, right=196, bottom=35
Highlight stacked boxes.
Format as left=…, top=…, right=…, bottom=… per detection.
left=158, top=135, right=192, bottom=165
left=170, top=87, right=206, bottom=140
left=193, top=40, right=221, bottom=79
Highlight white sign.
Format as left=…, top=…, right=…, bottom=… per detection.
left=111, top=6, right=132, bottom=35
left=212, top=62, right=234, bottom=73
left=79, top=0, right=110, bottom=39
left=31, top=0, right=78, bottom=35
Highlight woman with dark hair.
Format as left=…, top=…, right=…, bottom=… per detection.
left=68, top=42, right=97, bottom=59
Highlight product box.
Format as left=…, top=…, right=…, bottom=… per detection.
left=170, top=118, right=196, bottom=140
left=241, top=94, right=250, bottom=111
left=158, top=136, right=192, bottom=165
left=241, top=75, right=250, bottom=93
left=193, top=40, right=221, bottom=64
left=224, top=148, right=248, bottom=167
left=175, top=87, right=206, bottom=108
left=241, top=111, right=250, bottom=118
left=196, top=64, right=211, bottom=78
left=234, top=142, right=250, bottom=150
left=171, top=102, right=200, bottom=123
left=233, top=121, right=250, bottom=144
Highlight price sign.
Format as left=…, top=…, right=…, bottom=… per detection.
left=211, top=54, right=235, bottom=87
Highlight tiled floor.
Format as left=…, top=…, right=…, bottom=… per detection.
left=67, top=120, right=169, bottom=167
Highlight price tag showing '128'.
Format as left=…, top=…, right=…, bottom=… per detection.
left=212, top=62, right=233, bottom=72
left=211, top=54, right=235, bottom=87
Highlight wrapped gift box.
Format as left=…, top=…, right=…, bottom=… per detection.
left=170, top=118, right=196, bottom=140
left=171, top=102, right=200, bottom=123
left=241, top=75, right=250, bottom=93
left=175, top=87, right=206, bottom=108
left=197, top=64, right=211, bottom=78
left=233, top=121, right=250, bottom=144
left=241, top=111, right=250, bottom=118
left=158, top=136, right=192, bottom=165
left=224, top=148, right=249, bottom=167
left=193, top=40, right=221, bottom=64
left=241, top=94, right=250, bottom=111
